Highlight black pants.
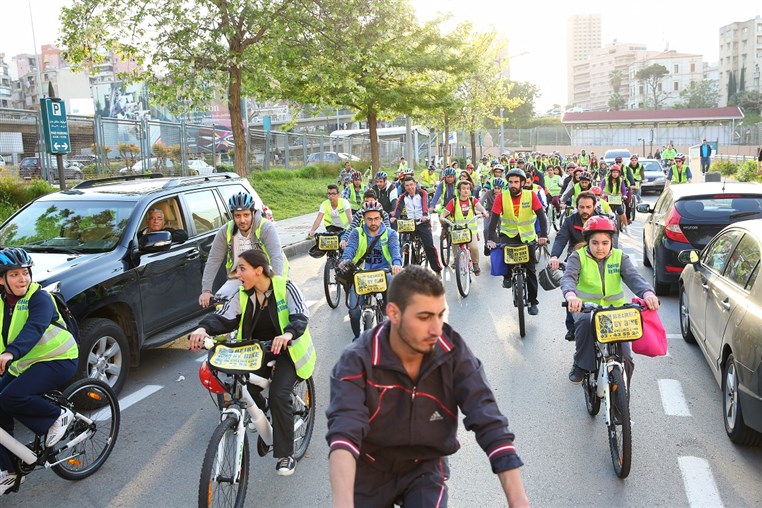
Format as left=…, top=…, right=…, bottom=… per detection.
left=416, top=222, right=442, bottom=272
left=249, top=352, right=299, bottom=458
left=354, top=457, right=450, bottom=507
left=498, top=235, right=539, bottom=304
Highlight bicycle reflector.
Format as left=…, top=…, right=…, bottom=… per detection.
left=199, top=361, right=225, bottom=394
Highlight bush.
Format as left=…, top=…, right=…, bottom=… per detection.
left=735, top=160, right=762, bottom=183
left=0, top=176, right=55, bottom=223
left=711, top=160, right=737, bottom=176
left=215, top=164, right=235, bottom=173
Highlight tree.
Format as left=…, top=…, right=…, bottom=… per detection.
left=673, top=81, right=720, bottom=109
left=727, top=71, right=738, bottom=106
left=607, top=69, right=626, bottom=111
left=504, top=81, right=540, bottom=128
left=60, top=0, right=313, bottom=177
left=635, top=64, right=669, bottom=109
left=736, top=90, right=762, bottom=115
left=608, top=93, right=626, bottom=111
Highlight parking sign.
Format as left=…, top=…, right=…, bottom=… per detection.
left=40, top=98, right=72, bottom=155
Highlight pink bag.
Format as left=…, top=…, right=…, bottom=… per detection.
left=631, top=297, right=668, bottom=357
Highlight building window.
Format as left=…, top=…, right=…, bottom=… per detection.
left=673, top=82, right=679, bottom=91
left=639, top=85, right=644, bottom=95
left=690, top=63, right=695, bottom=72
left=673, top=64, right=679, bottom=74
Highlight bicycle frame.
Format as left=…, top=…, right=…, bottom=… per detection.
left=593, top=341, right=628, bottom=427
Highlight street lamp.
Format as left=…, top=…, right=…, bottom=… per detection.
left=637, top=138, right=645, bottom=157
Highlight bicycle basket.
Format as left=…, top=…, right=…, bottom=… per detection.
left=592, top=307, right=643, bottom=343
left=504, top=244, right=530, bottom=265
left=318, top=234, right=340, bottom=251
left=397, top=219, right=416, bottom=233
left=208, top=341, right=265, bottom=374
left=607, top=195, right=623, bottom=206
left=451, top=228, right=472, bottom=245
left=354, top=270, right=388, bottom=295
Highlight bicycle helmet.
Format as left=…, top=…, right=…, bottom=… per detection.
left=493, top=164, right=505, bottom=172
left=614, top=156, right=623, bottom=163
left=539, top=263, right=564, bottom=291
left=342, top=175, right=352, bottom=184
left=351, top=170, right=362, bottom=180
left=199, top=361, right=225, bottom=394
left=0, top=247, right=33, bottom=273
left=506, top=168, right=527, bottom=181
left=675, top=152, right=686, bottom=160
left=591, top=186, right=603, bottom=196
left=466, top=163, right=474, bottom=170
left=630, top=154, right=639, bottom=160
left=516, top=158, right=525, bottom=164
left=492, top=177, right=506, bottom=188
left=610, top=165, right=621, bottom=173
left=509, top=158, right=516, bottom=164
left=228, top=192, right=255, bottom=212
left=481, top=156, right=488, bottom=161
left=566, top=162, right=577, bottom=169
left=427, top=165, right=436, bottom=170
left=579, top=172, right=592, bottom=181
left=582, top=215, right=617, bottom=239
left=443, top=168, right=457, bottom=177
left=374, top=171, right=388, bottom=180
left=361, top=201, right=384, bottom=215
left=403, top=167, right=414, bottom=177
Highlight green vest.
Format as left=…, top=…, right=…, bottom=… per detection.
left=352, top=227, right=392, bottom=268
left=628, top=163, right=644, bottom=182
left=452, top=197, right=477, bottom=233
left=605, top=179, right=623, bottom=195
left=499, top=190, right=537, bottom=243
left=236, top=276, right=315, bottom=379
left=348, top=185, right=364, bottom=211
left=0, top=283, right=78, bottom=376
left=576, top=249, right=626, bottom=307
left=225, top=219, right=289, bottom=276
left=578, top=154, right=589, bottom=166
left=670, top=166, right=689, bottom=184
left=320, top=198, right=350, bottom=228
left=547, top=176, right=562, bottom=196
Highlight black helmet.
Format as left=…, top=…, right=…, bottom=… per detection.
left=0, top=247, right=33, bottom=274
left=308, top=243, right=327, bottom=259
left=228, top=192, right=256, bottom=212
left=506, top=168, right=527, bottom=181
left=539, top=262, right=564, bottom=291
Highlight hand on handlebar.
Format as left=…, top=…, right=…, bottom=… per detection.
left=548, top=257, right=561, bottom=271
left=199, top=291, right=214, bottom=308
left=643, top=293, right=660, bottom=311
left=538, top=237, right=548, bottom=246
left=566, top=295, right=583, bottom=313
left=340, top=239, right=347, bottom=249
left=487, top=240, right=496, bottom=249
left=188, top=327, right=211, bottom=350
left=391, top=265, right=402, bottom=276
left=271, top=332, right=293, bottom=355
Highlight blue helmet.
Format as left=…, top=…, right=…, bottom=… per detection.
left=0, top=247, right=33, bottom=273
left=375, top=171, right=388, bottom=180
left=228, top=192, right=255, bottom=212
left=492, top=177, right=506, bottom=189
left=443, top=168, right=457, bottom=177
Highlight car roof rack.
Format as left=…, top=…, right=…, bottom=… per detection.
left=71, top=173, right=166, bottom=189
left=161, top=172, right=239, bottom=189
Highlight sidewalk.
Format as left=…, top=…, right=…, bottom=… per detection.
left=274, top=213, right=315, bottom=259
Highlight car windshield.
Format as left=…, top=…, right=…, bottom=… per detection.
left=0, top=200, right=134, bottom=253
left=677, top=196, right=762, bottom=220
left=642, top=161, right=662, bottom=172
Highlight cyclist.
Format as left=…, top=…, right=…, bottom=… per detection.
left=661, top=143, right=677, bottom=169
left=398, top=156, right=408, bottom=174
left=458, top=170, right=477, bottom=197
left=430, top=167, right=458, bottom=212
left=419, top=165, right=438, bottom=199
left=559, top=216, right=659, bottom=384
left=486, top=169, right=549, bottom=316
left=189, top=249, right=314, bottom=476
left=480, top=176, right=505, bottom=256
left=546, top=166, right=563, bottom=217
left=199, top=192, right=286, bottom=308
left=559, top=162, right=581, bottom=198
left=440, top=180, right=490, bottom=275
left=476, top=155, right=490, bottom=177
left=342, top=170, right=367, bottom=217
left=394, top=166, right=415, bottom=196
left=600, top=165, right=629, bottom=234
left=666, top=153, right=692, bottom=186
left=578, top=149, right=589, bottom=169
left=392, top=177, right=443, bottom=277
left=338, top=161, right=354, bottom=186
left=326, top=266, right=529, bottom=508
left=560, top=170, right=593, bottom=205
left=596, top=160, right=609, bottom=183
left=340, top=202, right=403, bottom=339
left=307, top=183, right=352, bottom=238
left=370, top=171, right=398, bottom=215
left=340, top=189, right=391, bottom=249
left=624, top=154, right=645, bottom=220
left=0, top=248, right=79, bottom=493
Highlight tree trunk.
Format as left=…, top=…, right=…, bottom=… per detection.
left=443, top=115, right=450, bottom=165
left=470, top=130, right=477, bottom=163
left=368, top=109, right=380, bottom=172
left=228, top=65, right=247, bottom=177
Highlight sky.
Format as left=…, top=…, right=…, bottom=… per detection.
left=1, top=0, right=760, bottom=113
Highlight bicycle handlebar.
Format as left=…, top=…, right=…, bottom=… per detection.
left=439, top=216, right=481, bottom=228
left=561, top=301, right=646, bottom=312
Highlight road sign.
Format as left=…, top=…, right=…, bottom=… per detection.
left=40, top=98, right=71, bottom=155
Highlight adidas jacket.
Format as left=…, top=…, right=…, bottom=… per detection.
left=326, top=321, right=523, bottom=474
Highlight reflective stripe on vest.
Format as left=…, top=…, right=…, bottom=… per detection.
left=453, top=197, right=477, bottom=233
left=226, top=220, right=289, bottom=276
left=499, top=190, right=537, bottom=243
left=670, top=166, right=689, bottom=183
left=1, top=283, right=78, bottom=376
left=352, top=227, right=392, bottom=268
left=576, top=249, right=626, bottom=306
left=321, top=198, right=350, bottom=228
left=236, top=276, right=315, bottom=379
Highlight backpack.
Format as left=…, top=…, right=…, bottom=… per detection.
left=49, top=291, right=81, bottom=344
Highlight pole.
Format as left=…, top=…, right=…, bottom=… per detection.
left=499, top=108, right=504, bottom=154
left=29, top=0, right=48, bottom=177
left=405, top=117, right=413, bottom=168
left=47, top=82, right=67, bottom=190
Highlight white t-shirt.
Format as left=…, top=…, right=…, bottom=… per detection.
left=324, top=201, right=351, bottom=228
left=229, top=230, right=254, bottom=277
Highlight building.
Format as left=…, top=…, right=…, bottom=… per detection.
left=0, top=54, right=12, bottom=108
left=628, top=51, right=705, bottom=109
left=567, top=14, right=601, bottom=107
left=718, top=16, right=762, bottom=106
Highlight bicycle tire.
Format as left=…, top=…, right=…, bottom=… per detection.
left=402, top=241, right=412, bottom=267
left=323, top=257, right=341, bottom=309
left=51, top=378, right=120, bottom=480
left=583, top=373, right=601, bottom=416
left=514, top=272, right=526, bottom=338
left=455, top=249, right=470, bottom=297
left=607, top=366, right=632, bottom=478
left=199, top=416, right=249, bottom=508
left=439, top=231, right=451, bottom=266
left=292, top=377, right=316, bottom=461
left=362, top=309, right=375, bottom=332
left=416, top=240, right=427, bottom=267
left=550, top=206, right=559, bottom=232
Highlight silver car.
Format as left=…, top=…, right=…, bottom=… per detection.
left=678, top=218, right=762, bottom=445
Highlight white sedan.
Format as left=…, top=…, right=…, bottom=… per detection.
left=187, top=159, right=215, bottom=175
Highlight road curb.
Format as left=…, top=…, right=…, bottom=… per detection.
left=284, top=239, right=313, bottom=260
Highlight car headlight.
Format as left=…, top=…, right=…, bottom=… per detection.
left=654, top=177, right=665, bottom=183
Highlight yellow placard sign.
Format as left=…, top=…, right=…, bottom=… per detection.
left=504, top=244, right=530, bottom=265
left=318, top=235, right=339, bottom=251
left=209, top=342, right=264, bottom=371
left=397, top=219, right=416, bottom=233
left=594, top=308, right=643, bottom=343
left=451, top=228, right=472, bottom=245
left=354, top=270, right=388, bottom=295
left=607, top=195, right=623, bottom=206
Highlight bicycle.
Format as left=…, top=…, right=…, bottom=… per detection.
left=498, top=243, right=534, bottom=338
left=559, top=204, right=575, bottom=230
left=563, top=301, right=643, bottom=479
left=0, top=378, right=120, bottom=494
left=396, top=219, right=427, bottom=268
left=439, top=222, right=452, bottom=267
left=198, top=337, right=315, bottom=508
left=440, top=216, right=481, bottom=298
left=313, top=232, right=345, bottom=309
left=350, top=269, right=389, bottom=333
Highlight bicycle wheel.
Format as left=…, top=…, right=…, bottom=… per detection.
left=607, top=366, right=632, bottom=479
left=402, top=241, right=412, bottom=267
left=416, top=241, right=427, bottom=267
left=550, top=206, right=559, bottom=232
left=582, top=372, right=601, bottom=416
left=439, top=231, right=451, bottom=266
left=292, top=377, right=316, bottom=461
left=362, top=309, right=375, bottom=332
left=454, top=248, right=470, bottom=297
left=514, top=272, right=526, bottom=338
left=323, top=257, right=341, bottom=309
left=199, top=416, right=249, bottom=508
left=52, top=378, right=120, bottom=480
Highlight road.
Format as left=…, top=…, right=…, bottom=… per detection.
left=15, top=195, right=762, bottom=507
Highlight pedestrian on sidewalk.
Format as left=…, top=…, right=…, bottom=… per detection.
left=700, top=139, right=712, bottom=174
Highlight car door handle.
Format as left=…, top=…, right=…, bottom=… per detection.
left=720, top=299, right=731, bottom=311
left=185, top=249, right=200, bottom=260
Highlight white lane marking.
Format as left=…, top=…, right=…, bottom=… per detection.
left=305, top=299, right=318, bottom=308
left=666, top=333, right=682, bottom=340
left=658, top=379, right=691, bottom=416
left=92, top=384, right=163, bottom=421
left=678, top=456, right=724, bottom=508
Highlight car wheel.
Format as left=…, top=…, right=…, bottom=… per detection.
left=722, top=354, right=762, bottom=446
left=678, top=286, right=696, bottom=344
left=651, top=253, right=671, bottom=296
left=77, top=318, right=130, bottom=396
left=642, top=232, right=652, bottom=268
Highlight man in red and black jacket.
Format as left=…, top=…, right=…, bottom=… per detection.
left=326, top=266, right=529, bottom=507
left=391, top=177, right=442, bottom=276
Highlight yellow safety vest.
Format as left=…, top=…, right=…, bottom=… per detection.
left=499, top=190, right=537, bottom=243
left=347, top=185, right=364, bottom=211
left=670, top=166, right=689, bottom=184
left=225, top=219, right=289, bottom=276
left=452, top=197, right=477, bottom=233
left=575, top=249, right=626, bottom=306
left=236, top=276, right=315, bottom=379
left=0, top=283, right=78, bottom=376
left=320, top=198, right=350, bottom=228
left=352, top=227, right=392, bottom=268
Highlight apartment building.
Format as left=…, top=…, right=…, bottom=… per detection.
left=718, top=16, right=762, bottom=105
left=628, top=51, right=704, bottom=109
left=567, top=14, right=601, bottom=107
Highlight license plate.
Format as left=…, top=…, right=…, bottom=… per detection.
left=608, top=195, right=623, bottom=205
left=594, top=308, right=643, bottom=343
left=209, top=342, right=264, bottom=371
left=451, top=228, right=472, bottom=245
left=504, top=244, right=530, bottom=265
left=318, top=235, right=339, bottom=251
left=397, top=219, right=416, bottom=233
left=354, top=270, right=388, bottom=295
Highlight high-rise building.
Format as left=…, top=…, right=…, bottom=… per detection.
left=567, top=14, right=601, bottom=107
left=718, top=16, right=762, bottom=106
left=0, top=54, right=12, bottom=109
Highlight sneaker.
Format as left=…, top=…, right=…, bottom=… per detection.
left=568, top=365, right=586, bottom=384
left=0, top=471, right=23, bottom=495
left=473, top=264, right=481, bottom=276
left=46, top=408, right=74, bottom=448
left=276, top=456, right=296, bottom=476
left=502, top=277, right=512, bottom=289
left=528, top=304, right=538, bottom=316
left=564, top=331, right=575, bottom=342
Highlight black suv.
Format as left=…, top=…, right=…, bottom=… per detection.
left=0, top=173, right=266, bottom=395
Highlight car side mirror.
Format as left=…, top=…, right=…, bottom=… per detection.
left=677, top=249, right=700, bottom=265
left=636, top=203, right=652, bottom=214
left=138, top=231, right=172, bottom=253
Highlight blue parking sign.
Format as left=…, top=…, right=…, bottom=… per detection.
left=40, top=98, right=71, bottom=155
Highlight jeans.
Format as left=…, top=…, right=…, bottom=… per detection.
left=701, top=157, right=711, bottom=174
